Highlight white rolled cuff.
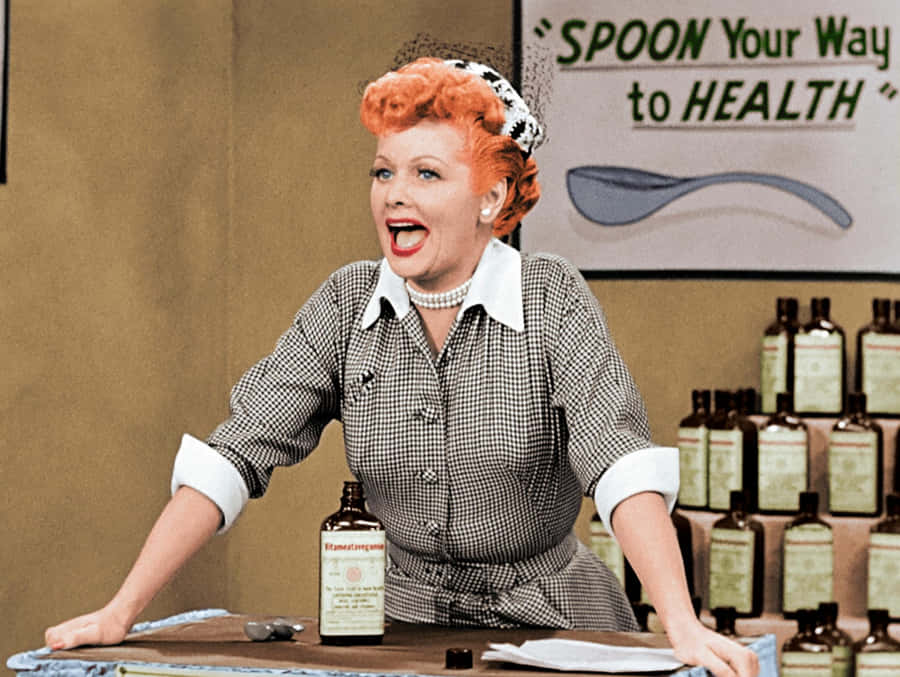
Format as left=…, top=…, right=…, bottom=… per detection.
left=593, top=446, right=679, bottom=542
left=171, top=433, right=250, bottom=534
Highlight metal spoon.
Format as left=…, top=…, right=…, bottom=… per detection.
left=566, top=166, right=852, bottom=228
left=244, top=619, right=304, bottom=641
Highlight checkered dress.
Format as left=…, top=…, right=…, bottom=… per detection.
left=207, top=252, right=652, bottom=631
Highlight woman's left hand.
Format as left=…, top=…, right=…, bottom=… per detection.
left=666, top=617, right=759, bottom=677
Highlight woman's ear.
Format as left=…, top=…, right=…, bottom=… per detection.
left=479, top=178, right=508, bottom=224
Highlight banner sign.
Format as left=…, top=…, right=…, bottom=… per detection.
left=518, top=0, right=900, bottom=275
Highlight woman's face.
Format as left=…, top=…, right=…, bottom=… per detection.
left=370, top=119, right=497, bottom=293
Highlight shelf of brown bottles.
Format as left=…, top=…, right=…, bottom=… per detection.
left=679, top=417, right=898, bottom=648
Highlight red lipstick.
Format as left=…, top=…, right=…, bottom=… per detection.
left=387, top=218, right=429, bottom=257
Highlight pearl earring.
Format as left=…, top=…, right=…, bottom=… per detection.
left=481, top=208, right=491, bottom=217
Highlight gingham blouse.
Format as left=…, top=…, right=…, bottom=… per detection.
left=172, top=239, right=677, bottom=630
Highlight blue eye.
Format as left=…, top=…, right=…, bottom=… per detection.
left=369, top=167, right=392, bottom=180
left=418, top=168, right=440, bottom=180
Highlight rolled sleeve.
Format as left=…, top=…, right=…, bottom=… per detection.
left=593, top=445, right=679, bottom=539
left=171, top=433, right=250, bottom=533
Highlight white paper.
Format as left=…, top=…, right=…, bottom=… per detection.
left=481, top=638, right=683, bottom=673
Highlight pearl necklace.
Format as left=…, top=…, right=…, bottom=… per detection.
left=405, top=277, right=473, bottom=309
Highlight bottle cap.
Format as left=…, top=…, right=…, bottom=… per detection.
left=712, top=606, right=737, bottom=633
left=739, top=388, right=757, bottom=415
left=445, top=648, right=473, bottom=669
left=886, top=493, right=900, bottom=516
left=778, top=297, right=799, bottom=319
left=847, top=392, right=867, bottom=414
left=811, top=297, right=831, bottom=318
left=817, top=602, right=838, bottom=625
left=714, top=389, right=734, bottom=412
left=873, top=298, right=890, bottom=320
left=795, top=608, right=817, bottom=632
left=867, top=608, right=890, bottom=628
left=692, top=389, right=711, bottom=411
left=729, top=490, right=747, bottom=513
left=776, top=392, right=794, bottom=414
left=798, top=491, right=819, bottom=514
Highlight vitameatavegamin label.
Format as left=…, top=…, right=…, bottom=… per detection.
left=320, top=531, right=386, bottom=635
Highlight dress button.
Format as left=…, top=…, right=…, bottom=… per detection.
left=419, top=468, right=438, bottom=484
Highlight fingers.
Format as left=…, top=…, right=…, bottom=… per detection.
left=708, top=636, right=759, bottom=677
left=45, top=611, right=113, bottom=650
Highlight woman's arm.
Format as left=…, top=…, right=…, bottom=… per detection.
left=44, top=486, right=222, bottom=650
left=611, top=491, right=759, bottom=677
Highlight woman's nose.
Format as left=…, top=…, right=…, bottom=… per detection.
left=385, top=176, right=410, bottom=207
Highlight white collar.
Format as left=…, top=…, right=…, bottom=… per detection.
left=360, top=238, right=524, bottom=333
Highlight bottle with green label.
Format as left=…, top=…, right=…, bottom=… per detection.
left=588, top=512, right=627, bottom=592
left=782, top=608, right=833, bottom=677
left=867, top=493, right=900, bottom=621
left=814, top=602, right=853, bottom=677
left=782, top=491, right=834, bottom=617
left=857, top=298, right=900, bottom=417
left=758, top=392, right=809, bottom=514
left=828, top=392, right=884, bottom=516
left=762, top=297, right=800, bottom=414
left=319, top=481, right=386, bottom=645
left=708, top=490, right=764, bottom=617
left=707, top=390, right=758, bottom=512
left=677, top=389, right=711, bottom=508
left=853, top=609, right=900, bottom=677
left=793, top=297, right=846, bottom=416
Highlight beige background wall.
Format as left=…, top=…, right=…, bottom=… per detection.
left=2, top=0, right=896, bottom=670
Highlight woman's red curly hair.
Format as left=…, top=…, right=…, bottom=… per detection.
left=360, top=58, right=540, bottom=237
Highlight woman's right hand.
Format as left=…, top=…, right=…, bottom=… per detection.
left=45, top=604, right=132, bottom=650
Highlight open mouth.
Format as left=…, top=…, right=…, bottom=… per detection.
left=387, top=219, right=429, bottom=256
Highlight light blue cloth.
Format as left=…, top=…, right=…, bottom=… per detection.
left=8, top=610, right=779, bottom=677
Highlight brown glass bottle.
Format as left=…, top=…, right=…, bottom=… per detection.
left=677, top=389, right=711, bottom=509
left=782, top=608, right=834, bottom=677
left=782, top=491, right=834, bottom=618
left=758, top=392, right=809, bottom=514
left=853, top=609, right=900, bottom=676
left=867, top=493, right=900, bottom=622
left=319, top=481, right=385, bottom=645
left=707, top=390, right=758, bottom=512
left=761, top=297, right=800, bottom=414
left=793, top=297, right=846, bottom=416
left=738, top=387, right=758, bottom=416
left=708, top=490, right=764, bottom=618
left=828, top=392, right=884, bottom=516
left=857, top=298, right=900, bottom=417
left=712, top=605, right=738, bottom=637
left=814, top=602, right=853, bottom=677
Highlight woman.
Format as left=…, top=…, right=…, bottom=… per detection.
left=46, top=58, right=757, bottom=677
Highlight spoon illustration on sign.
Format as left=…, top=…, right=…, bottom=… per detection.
left=566, top=166, right=853, bottom=229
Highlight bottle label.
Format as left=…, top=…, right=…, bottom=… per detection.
left=320, top=530, right=386, bottom=636
left=677, top=426, right=708, bottom=507
left=794, top=333, right=843, bottom=413
left=856, top=652, right=900, bottom=677
left=867, top=532, right=900, bottom=619
left=758, top=429, right=808, bottom=511
left=831, top=645, right=851, bottom=677
left=828, top=430, right=879, bottom=514
left=761, top=334, right=789, bottom=413
left=782, top=651, right=832, bottom=677
left=708, top=429, right=743, bottom=511
left=861, top=333, right=900, bottom=414
left=709, top=527, right=755, bottom=614
left=783, top=523, right=834, bottom=613
left=589, top=519, right=626, bottom=589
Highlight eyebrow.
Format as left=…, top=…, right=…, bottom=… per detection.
left=373, top=154, right=448, bottom=166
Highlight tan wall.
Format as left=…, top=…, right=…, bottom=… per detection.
left=3, top=0, right=897, bottom=669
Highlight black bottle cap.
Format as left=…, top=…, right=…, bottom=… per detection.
left=445, top=648, right=473, bottom=669
left=847, top=392, right=867, bottom=414
left=778, top=297, right=799, bottom=319
left=729, top=490, right=747, bottom=512
left=692, top=389, right=711, bottom=411
left=713, top=606, right=737, bottom=634
left=867, top=609, right=890, bottom=629
left=776, top=392, right=794, bottom=414
left=817, top=602, right=838, bottom=625
left=739, top=388, right=757, bottom=415
left=873, top=298, right=890, bottom=320
left=886, top=493, right=900, bottom=516
left=799, top=491, right=819, bottom=514
left=795, top=608, right=817, bottom=632
left=811, top=297, right=831, bottom=318
left=714, top=389, right=735, bottom=412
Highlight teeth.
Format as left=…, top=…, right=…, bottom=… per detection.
left=396, top=229, right=426, bottom=248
